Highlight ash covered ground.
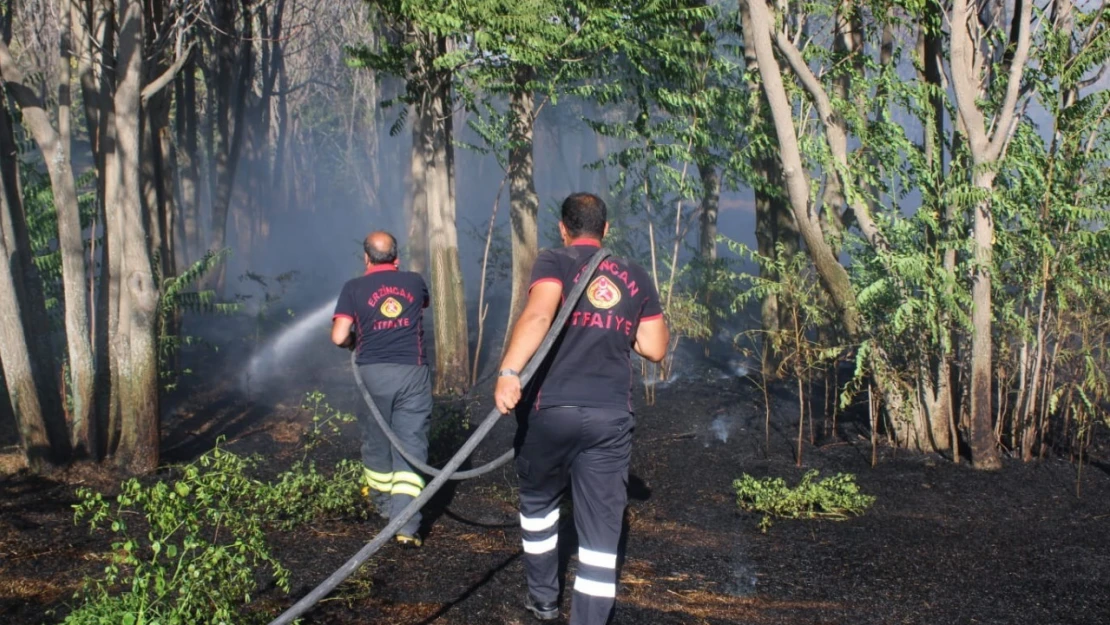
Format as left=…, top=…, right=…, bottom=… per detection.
left=3, top=328, right=1110, bottom=625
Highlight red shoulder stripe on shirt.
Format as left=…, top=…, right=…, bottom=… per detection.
left=529, top=277, right=563, bottom=292
left=640, top=313, right=664, bottom=322
left=332, top=313, right=355, bottom=323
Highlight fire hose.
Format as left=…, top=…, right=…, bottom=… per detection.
left=266, top=247, right=612, bottom=625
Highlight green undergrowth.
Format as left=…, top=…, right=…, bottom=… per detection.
left=59, top=392, right=369, bottom=625
left=733, top=470, right=875, bottom=533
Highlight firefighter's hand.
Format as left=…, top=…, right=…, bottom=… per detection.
left=341, top=333, right=356, bottom=351
left=495, top=375, right=521, bottom=414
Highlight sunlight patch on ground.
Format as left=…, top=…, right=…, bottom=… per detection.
left=0, top=575, right=71, bottom=603
left=626, top=510, right=731, bottom=550
left=620, top=557, right=842, bottom=623
left=0, top=448, right=27, bottom=474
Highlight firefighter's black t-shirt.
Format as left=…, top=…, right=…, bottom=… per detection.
left=527, top=240, right=663, bottom=411
left=333, top=265, right=429, bottom=366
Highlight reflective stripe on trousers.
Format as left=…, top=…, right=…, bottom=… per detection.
left=516, top=406, right=634, bottom=625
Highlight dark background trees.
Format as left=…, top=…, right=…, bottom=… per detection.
left=0, top=0, right=1107, bottom=475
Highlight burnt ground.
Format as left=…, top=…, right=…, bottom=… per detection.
left=3, top=337, right=1110, bottom=625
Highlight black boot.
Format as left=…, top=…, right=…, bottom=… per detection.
left=524, top=594, right=559, bottom=621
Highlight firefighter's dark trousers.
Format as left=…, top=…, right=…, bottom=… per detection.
left=357, top=363, right=432, bottom=538
left=516, top=406, right=634, bottom=625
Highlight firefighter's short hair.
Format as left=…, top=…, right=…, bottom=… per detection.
left=561, top=193, right=607, bottom=239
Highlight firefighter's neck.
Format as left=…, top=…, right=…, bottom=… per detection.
left=559, top=223, right=607, bottom=247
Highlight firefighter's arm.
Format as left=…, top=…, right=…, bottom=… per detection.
left=494, top=281, right=562, bottom=414
left=633, top=316, right=669, bottom=363
left=331, top=316, right=355, bottom=349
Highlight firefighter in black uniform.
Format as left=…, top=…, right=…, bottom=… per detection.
left=331, top=231, right=430, bottom=547
left=495, top=193, right=670, bottom=623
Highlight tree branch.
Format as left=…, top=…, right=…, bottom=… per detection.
left=770, top=21, right=889, bottom=252
left=986, top=0, right=1033, bottom=162
left=141, top=41, right=196, bottom=104
left=949, top=0, right=989, bottom=155
left=0, top=39, right=60, bottom=150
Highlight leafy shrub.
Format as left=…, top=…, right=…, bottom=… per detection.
left=67, top=443, right=290, bottom=625
left=257, top=458, right=368, bottom=530
left=64, top=390, right=371, bottom=624
left=733, top=470, right=875, bottom=533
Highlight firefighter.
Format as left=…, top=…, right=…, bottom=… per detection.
left=331, top=231, right=430, bottom=548
left=495, top=193, right=670, bottom=623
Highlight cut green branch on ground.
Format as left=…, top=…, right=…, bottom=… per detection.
left=733, top=470, right=875, bottom=533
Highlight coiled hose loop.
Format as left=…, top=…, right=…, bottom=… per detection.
left=266, top=247, right=611, bottom=625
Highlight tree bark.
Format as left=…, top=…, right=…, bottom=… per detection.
left=111, top=0, right=160, bottom=474
left=949, top=0, right=1031, bottom=469
left=1, top=34, right=96, bottom=456
left=0, top=78, right=69, bottom=463
left=0, top=137, right=58, bottom=469
left=206, top=0, right=252, bottom=293
left=920, top=1, right=954, bottom=453
left=741, top=0, right=862, bottom=338
left=504, top=67, right=539, bottom=345
left=175, top=58, right=200, bottom=264
left=406, top=104, right=429, bottom=276
left=697, top=159, right=719, bottom=261
left=422, top=44, right=469, bottom=395
left=740, top=6, right=798, bottom=378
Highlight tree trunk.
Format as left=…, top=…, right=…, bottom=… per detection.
left=58, top=3, right=97, bottom=457
left=741, top=0, right=861, bottom=338
left=1, top=34, right=96, bottom=457
left=423, top=54, right=469, bottom=395
left=740, top=5, right=798, bottom=379
left=406, top=105, right=429, bottom=276
left=175, top=59, right=200, bottom=265
left=504, top=68, right=539, bottom=345
left=111, top=0, right=160, bottom=474
left=0, top=141, right=59, bottom=469
left=968, top=169, right=999, bottom=469
left=0, top=81, right=69, bottom=463
left=920, top=4, right=953, bottom=453
left=207, top=0, right=252, bottom=293
left=697, top=159, right=719, bottom=261
left=948, top=0, right=1031, bottom=469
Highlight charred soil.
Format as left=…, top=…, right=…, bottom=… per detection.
left=2, top=351, right=1110, bottom=625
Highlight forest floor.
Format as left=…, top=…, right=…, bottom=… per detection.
left=3, top=335, right=1110, bottom=625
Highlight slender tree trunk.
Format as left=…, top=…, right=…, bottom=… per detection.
left=697, top=159, right=719, bottom=261
left=58, top=3, right=97, bottom=456
left=423, top=53, right=469, bottom=395
left=95, top=6, right=120, bottom=457
left=2, top=32, right=96, bottom=457
left=968, top=169, right=999, bottom=468
left=504, top=67, right=539, bottom=345
left=948, top=0, right=1031, bottom=469
left=0, top=81, right=69, bottom=463
left=407, top=105, right=429, bottom=276
left=175, top=59, right=200, bottom=264
left=920, top=3, right=954, bottom=453
left=741, top=0, right=861, bottom=337
left=0, top=138, right=59, bottom=469
left=112, top=0, right=160, bottom=473
left=73, top=0, right=105, bottom=175
left=741, top=6, right=798, bottom=378
left=207, top=0, right=252, bottom=293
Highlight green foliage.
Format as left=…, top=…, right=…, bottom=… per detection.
left=733, top=470, right=875, bottom=533
left=64, top=389, right=372, bottom=623
left=156, top=250, right=238, bottom=391
left=257, top=458, right=368, bottom=531
left=300, top=390, right=358, bottom=455
left=18, top=160, right=97, bottom=328
left=68, top=442, right=290, bottom=625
